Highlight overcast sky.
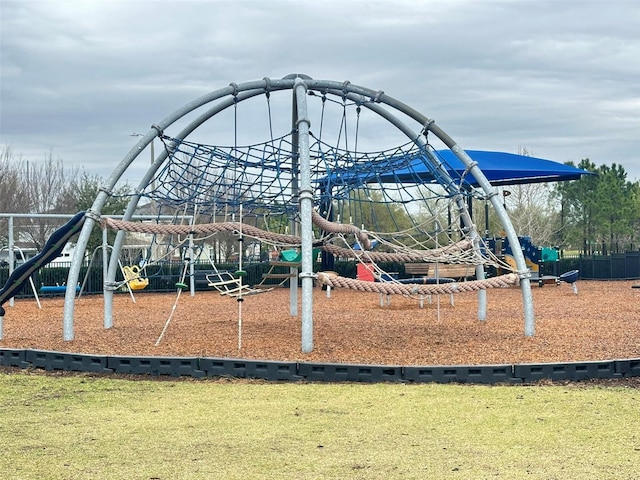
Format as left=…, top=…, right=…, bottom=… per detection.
left=1, top=0, right=639, bottom=185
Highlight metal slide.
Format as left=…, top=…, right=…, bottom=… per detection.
left=0, top=211, right=86, bottom=318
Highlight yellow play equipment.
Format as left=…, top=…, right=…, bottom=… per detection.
left=122, top=265, right=149, bottom=291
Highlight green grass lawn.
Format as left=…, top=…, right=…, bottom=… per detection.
left=0, top=370, right=638, bottom=479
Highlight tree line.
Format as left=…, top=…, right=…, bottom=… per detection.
left=0, top=145, right=129, bottom=254
left=2, top=144, right=639, bottom=256
left=499, top=159, right=640, bottom=254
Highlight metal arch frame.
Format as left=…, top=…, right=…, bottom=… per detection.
left=316, top=87, right=490, bottom=323
left=63, top=75, right=534, bottom=345
left=102, top=87, right=275, bottom=330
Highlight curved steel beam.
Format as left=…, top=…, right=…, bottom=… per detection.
left=63, top=75, right=534, bottom=343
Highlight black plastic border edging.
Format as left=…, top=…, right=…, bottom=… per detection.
left=2, top=348, right=639, bottom=384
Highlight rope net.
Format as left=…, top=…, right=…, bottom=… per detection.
left=110, top=88, right=515, bottom=293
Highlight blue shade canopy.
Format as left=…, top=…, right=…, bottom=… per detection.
left=384, top=150, right=594, bottom=187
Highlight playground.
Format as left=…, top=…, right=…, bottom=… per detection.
left=1, top=76, right=636, bottom=380
left=1, top=278, right=638, bottom=367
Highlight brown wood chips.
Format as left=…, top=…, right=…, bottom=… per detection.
left=1, top=280, right=638, bottom=366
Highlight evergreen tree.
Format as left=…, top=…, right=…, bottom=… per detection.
left=592, top=163, right=638, bottom=252
left=554, top=159, right=640, bottom=253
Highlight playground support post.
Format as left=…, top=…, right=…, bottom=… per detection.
left=289, top=86, right=299, bottom=318
left=451, top=145, right=534, bottom=336
left=7, top=216, right=14, bottom=308
left=294, top=77, right=315, bottom=354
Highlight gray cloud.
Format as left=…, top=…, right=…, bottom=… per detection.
left=1, top=0, right=639, bottom=185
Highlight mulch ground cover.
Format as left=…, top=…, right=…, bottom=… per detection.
left=1, top=279, right=639, bottom=367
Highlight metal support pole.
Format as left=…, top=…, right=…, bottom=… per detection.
left=294, top=77, right=315, bottom=353
left=452, top=145, right=534, bottom=335
left=289, top=92, right=299, bottom=317
left=102, top=227, right=112, bottom=329
left=7, top=216, right=14, bottom=308
left=189, top=233, right=195, bottom=296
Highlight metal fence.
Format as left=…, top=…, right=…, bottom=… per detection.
left=571, top=251, right=640, bottom=280
left=2, top=253, right=639, bottom=301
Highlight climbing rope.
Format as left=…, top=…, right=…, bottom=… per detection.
left=316, top=272, right=519, bottom=296
left=101, top=214, right=485, bottom=265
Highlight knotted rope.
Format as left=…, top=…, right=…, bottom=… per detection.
left=320, top=241, right=474, bottom=264
left=316, top=272, right=518, bottom=296
left=102, top=214, right=487, bottom=265
left=102, top=217, right=301, bottom=245
left=311, top=211, right=371, bottom=249
left=104, top=212, right=366, bottom=246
